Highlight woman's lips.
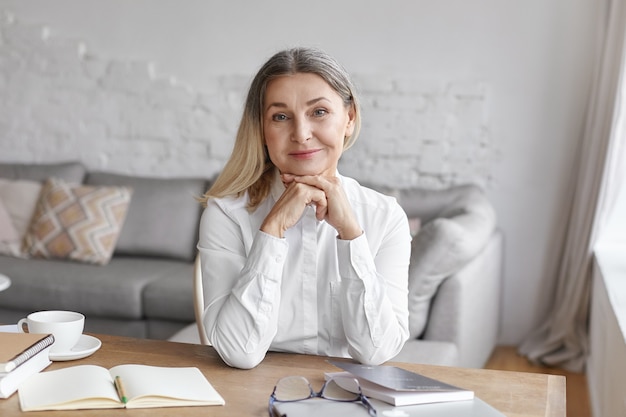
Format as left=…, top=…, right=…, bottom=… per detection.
left=289, top=149, right=321, bottom=159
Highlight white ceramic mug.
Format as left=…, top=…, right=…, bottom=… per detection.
left=18, top=310, right=85, bottom=353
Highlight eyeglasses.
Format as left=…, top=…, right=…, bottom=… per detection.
left=269, top=375, right=377, bottom=416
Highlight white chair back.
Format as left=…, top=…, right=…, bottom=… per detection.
left=193, top=255, right=211, bottom=345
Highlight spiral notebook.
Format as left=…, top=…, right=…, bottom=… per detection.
left=0, top=332, right=54, bottom=374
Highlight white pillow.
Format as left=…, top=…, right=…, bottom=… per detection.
left=0, top=178, right=43, bottom=257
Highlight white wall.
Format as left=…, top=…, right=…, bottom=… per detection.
left=0, top=0, right=600, bottom=345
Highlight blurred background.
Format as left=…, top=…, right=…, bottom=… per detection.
left=0, top=0, right=600, bottom=352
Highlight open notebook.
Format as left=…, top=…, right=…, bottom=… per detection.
left=18, top=364, right=225, bottom=411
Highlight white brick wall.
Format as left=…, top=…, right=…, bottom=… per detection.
left=0, top=11, right=497, bottom=188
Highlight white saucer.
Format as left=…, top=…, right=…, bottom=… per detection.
left=0, top=274, right=11, bottom=291
left=49, top=334, right=102, bottom=361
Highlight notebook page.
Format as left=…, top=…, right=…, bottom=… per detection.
left=109, top=364, right=224, bottom=406
left=19, top=365, right=120, bottom=411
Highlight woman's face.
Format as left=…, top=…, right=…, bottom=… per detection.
left=263, top=72, right=355, bottom=177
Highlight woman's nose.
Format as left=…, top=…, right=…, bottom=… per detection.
left=291, top=118, right=311, bottom=143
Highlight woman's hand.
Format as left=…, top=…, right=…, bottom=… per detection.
left=260, top=174, right=362, bottom=240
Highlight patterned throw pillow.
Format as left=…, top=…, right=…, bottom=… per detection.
left=22, top=178, right=132, bottom=265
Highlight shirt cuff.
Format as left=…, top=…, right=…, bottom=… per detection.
left=337, top=232, right=377, bottom=280
left=246, top=231, right=289, bottom=281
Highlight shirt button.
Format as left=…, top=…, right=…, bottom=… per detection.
left=275, top=255, right=283, bottom=263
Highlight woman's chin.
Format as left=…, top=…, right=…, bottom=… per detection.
left=277, top=166, right=336, bottom=177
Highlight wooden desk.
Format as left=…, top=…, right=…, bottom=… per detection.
left=0, top=334, right=565, bottom=417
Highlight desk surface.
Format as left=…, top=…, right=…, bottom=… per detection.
left=0, top=334, right=565, bottom=417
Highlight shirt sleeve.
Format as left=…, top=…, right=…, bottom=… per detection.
left=198, top=200, right=288, bottom=369
left=336, top=201, right=411, bottom=365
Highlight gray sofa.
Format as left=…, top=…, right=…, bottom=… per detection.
left=0, top=161, right=206, bottom=339
left=386, top=185, right=503, bottom=368
left=0, top=161, right=502, bottom=368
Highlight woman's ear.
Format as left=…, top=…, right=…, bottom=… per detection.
left=345, top=105, right=356, bottom=136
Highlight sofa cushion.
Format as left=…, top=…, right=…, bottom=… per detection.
left=143, top=271, right=195, bottom=322
left=0, top=179, right=43, bottom=257
left=396, top=185, right=497, bottom=339
left=0, top=255, right=191, bottom=320
left=168, top=323, right=201, bottom=344
left=86, top=172, right=207, bottom=262
left=22, top=178, right=132, bottom=265
left=392, top=339, right=459, bottom=366
left=0, top=161, right=86, bottom=184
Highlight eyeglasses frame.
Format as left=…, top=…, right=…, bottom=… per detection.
left=268, top=375, right=377, bottom=417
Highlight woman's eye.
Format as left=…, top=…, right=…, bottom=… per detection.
left=313, top=108, right=328, bottom=117
left=272, top=113, right=288, bottom=121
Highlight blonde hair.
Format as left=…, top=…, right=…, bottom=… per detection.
left=201, top=47, right=362, bottom=209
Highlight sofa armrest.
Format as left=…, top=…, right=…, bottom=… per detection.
left=422, top=229, right=504, bottom=368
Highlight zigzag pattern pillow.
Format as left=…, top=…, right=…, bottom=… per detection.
left=23, top=178, right=132, bottom=265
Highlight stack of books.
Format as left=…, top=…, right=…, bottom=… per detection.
left=0, top=332, right=55, bottom=398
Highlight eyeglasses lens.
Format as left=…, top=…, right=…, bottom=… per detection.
left=274, top=376, right=313, bottom=401
left=323, top=377, right=361, bottom=401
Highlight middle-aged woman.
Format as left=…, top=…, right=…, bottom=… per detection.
left=198, top=47, right=411, bottom=369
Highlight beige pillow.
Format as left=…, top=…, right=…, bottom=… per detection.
left=0, top=199, right=19, bottom=241
left=0, top=178, right=43, bottom=257
left=22, top=178, right=132, bottom=265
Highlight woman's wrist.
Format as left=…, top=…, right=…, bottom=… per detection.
left=260, top=221, right=285, bottom=239
left=337, top=224, right=363, bottom=241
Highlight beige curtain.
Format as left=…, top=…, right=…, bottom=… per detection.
left=518, top=0, right=626, bottom=373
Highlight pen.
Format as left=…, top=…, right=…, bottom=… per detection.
left=114, top=375, right=128, bottom=404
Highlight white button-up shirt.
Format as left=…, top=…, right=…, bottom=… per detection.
left=198, top=173, right=411, bottom=369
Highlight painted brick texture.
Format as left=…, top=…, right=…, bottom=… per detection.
left=0, top=11, right=497, bottom=189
